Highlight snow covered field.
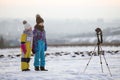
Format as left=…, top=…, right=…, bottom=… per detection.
left=0, top=46, right=120, bottom=80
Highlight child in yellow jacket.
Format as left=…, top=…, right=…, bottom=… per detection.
left=20, top=20, right=33, bottom=71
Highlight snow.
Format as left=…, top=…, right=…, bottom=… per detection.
left=0, top=46, right=120, bottom=80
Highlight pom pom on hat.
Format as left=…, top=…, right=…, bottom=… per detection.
left=36, top=14, right=40, bottom=18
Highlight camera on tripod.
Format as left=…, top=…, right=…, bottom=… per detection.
left=95, top=28, right=103, bottom=45
left=83, top=27, right=112, bottom=76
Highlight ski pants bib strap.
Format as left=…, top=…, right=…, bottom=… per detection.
left=21, top=58, right=30, bottom=63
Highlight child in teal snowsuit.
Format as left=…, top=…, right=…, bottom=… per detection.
left=32, top=14, right=48, bottom=71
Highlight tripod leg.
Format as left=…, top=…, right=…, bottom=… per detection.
left=83, top=53, right=94, bottom=73
left=99, top=53, right=103, bottom=73
left=100, top=46, right=112, bottom=76
left=103, top=54, right=112, bottom=76
left=83, top=46, right=97, bottom=73
left=98, top=44, right=103, bottom=73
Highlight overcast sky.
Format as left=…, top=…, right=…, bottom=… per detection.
left=0, top=0, right=120, bottom=20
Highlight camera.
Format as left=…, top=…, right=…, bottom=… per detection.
left=95, top=28, right=103, bottom=44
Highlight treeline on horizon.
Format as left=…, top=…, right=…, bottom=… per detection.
left=0, top=37, right=120, bottom=49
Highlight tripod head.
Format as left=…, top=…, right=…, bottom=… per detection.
left=95, top=28, right=103, bottom=45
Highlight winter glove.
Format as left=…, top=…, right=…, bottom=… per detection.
left=32, top=42, right=35, bottom=54
left=44, top=43, right=47, bottom=51
left=21, top=44, right=26, bottom=54
left=32, top=48, right=35, bottom=54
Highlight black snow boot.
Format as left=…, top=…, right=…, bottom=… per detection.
left=22, top=69, right=30, bottom=71
left=35, top=66, right=40, bottom=71
left=40, top=67, right=48, bottom=71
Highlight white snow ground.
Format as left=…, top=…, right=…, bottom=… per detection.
left=0, top=46, right=120, bottom=80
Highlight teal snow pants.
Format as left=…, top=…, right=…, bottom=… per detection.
left=34, top=40, right=45, bottom=67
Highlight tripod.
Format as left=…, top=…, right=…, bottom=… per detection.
left=83, top=28, right=112, bottom=76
